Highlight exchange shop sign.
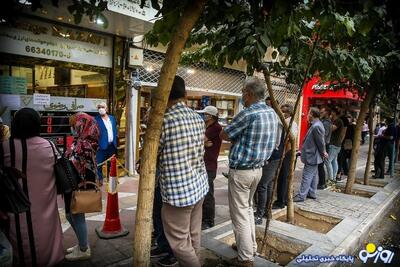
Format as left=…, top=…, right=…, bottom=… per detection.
left=0, top=19, right=112, bottom=68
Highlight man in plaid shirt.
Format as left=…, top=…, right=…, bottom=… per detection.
left=220, top=77, right=279, bottom=267
left=157, top=76, right=208, bottom=267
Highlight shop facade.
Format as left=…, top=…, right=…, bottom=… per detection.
left=299, top=77, right=360, bottom=148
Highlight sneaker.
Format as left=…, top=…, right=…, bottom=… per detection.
left=306, top=194, right=316, bottom=200
left=254, top=216, right=263, bottom=225
left=66, top=245, right=78, bottom=254
left=202, top=223, right=214, bottom=230
left=317, top=184, right=327, bottom=190
left=150, top=246, right=169, bottom=258
left=65, top=247, right=91, bottom=261
left=157, top=254, right=178, bottom=267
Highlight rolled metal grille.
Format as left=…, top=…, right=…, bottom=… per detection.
left=138, top=50, right=246, bottom=94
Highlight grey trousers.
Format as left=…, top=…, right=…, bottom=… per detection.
left=297, top=163, right=319, bottom=200
left=228, top=168, right=262, bottom=261
left=161, top=199, right=204, bottom=267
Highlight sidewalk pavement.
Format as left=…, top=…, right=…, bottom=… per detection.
left=56, top=144, right=395, bottom=266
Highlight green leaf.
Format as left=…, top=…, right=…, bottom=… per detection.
left=260, top=33, right=270, bottom=47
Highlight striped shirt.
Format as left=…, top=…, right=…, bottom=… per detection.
left=158, top=102, right=209, bottom=207
left=224, top=101, right=279, bottom=168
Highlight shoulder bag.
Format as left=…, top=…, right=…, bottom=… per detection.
left=70, top=180, right=102, bottom=214
left=47, top=140, right=79, bottom=194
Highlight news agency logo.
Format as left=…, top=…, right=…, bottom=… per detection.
left=359, top=243, right=395, bottom=264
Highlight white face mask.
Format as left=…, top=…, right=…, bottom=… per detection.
left=98, top=108, right=106, bottom=115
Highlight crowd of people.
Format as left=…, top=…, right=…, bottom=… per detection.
left=0, top=75, right=399, bottom=267
left=0, top=102, right=117, bottom=265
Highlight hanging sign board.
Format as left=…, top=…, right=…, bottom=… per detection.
left=129, top=48, right=144, bottom=67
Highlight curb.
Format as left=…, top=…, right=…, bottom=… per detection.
left=324, top=181, right=400, bottom=266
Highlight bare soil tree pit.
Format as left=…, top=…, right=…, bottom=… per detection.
left=220, top=230, right=310, bottom=266
left=355, top=178, right=387, bottom=188
left=276, top=208, right=341, bottom=234
left=332, top=186, right=376, bottom=198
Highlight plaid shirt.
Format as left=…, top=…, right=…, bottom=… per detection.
left=224, top=101, right=279, bottom=168
left=158, top=102, right=209, bottom=207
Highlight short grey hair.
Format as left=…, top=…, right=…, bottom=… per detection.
left=281, top=104, right=294, bottom=116
left=97, top=102, right=107, bottom=109
left=243, top=77, right=265, bottom=100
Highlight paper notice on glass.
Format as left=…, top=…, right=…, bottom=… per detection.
left=33, top=93, right=51, bottom=105
left=0, top=94, right=21, bottom=108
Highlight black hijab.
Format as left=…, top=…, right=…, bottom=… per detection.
left=11, top=108, right=41, bottom=139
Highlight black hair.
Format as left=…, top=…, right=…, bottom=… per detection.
left=309, top=107, right=321, bottom=118
left=169, top=75, right=186, bottom=101
left=11, top=108, right=41, bottom=139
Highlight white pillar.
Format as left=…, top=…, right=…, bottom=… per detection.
left=126, top=85, right=138, bottom=175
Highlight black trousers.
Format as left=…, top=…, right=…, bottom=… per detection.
left=275, top=151, right=291, bottom=206
left=153, top=185, right=172, bottom=254
left=255, top=159, right=280, bottom=217
left=202, top=170, right=217, bottom=226
left=318, top=145, right=329, bottom=187
left=374, top=142, right=385, bottom=178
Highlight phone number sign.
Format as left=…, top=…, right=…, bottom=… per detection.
left=0, top=20, right=112, bottom=68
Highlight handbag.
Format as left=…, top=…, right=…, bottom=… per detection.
left=48, top=140, right=79, bottom=194
left=70, top=181, right=102, bottom=214
left=343, top=139, right=353, bottom=150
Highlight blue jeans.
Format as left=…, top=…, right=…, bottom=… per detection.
left=328, top=145, right=341, bottom=179
left=66, top=213, right=88, bottom=250
left=64, top=193, right=89, bottom=250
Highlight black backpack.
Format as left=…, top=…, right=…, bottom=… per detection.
left=0, top=139, right=30, bottom=214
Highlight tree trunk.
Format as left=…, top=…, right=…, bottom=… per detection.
left=132, top=1, right=206, bottom=266
left=363, top=105, right=375, bottom=185
left=345, top=88, right=376, bottom=194
left=263, top=72, right=296, bottom=224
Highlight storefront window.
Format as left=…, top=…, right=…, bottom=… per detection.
left=0, top=54, right=110, bottom=99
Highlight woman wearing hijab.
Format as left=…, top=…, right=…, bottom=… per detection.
left=64, top=112, right=99, bottom=261
left=1, top=108, right=64, bottom=266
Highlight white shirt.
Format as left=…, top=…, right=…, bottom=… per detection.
left=102, top=117, right=114, bottom=143
left=377, top=126, right=387, bottom=136
left=285, top=117, right=299, bottom=138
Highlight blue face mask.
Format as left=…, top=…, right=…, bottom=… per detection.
left=71, top=127, right=77, bottom=136
left=239, top=98, right=245, bottom=106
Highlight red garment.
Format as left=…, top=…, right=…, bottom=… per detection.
left=204, top=121, right=222, bottom=171
left=66, top=113, right=100, bottom=177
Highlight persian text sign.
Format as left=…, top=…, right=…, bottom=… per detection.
left=107, top=0, right=159, bottom=22
left=0, top=19, right=112, bottom=68
left=0, top=94, right=105, bottom=112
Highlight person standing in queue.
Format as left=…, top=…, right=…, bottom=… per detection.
left=95, top=102, right=118, bottom=185
left=220, top=77, right=278, bottom=267
left=198, top=105, right=222, bottom=230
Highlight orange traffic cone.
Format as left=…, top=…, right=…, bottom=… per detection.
left=95, top=156, right=129, bottom=239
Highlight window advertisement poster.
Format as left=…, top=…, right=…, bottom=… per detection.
left=0, top=76, right=27, bottom=94
left=0, top=19, right=112, bottom=68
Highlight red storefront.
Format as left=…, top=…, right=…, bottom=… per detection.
left=299, top=77, right=360, bottom=148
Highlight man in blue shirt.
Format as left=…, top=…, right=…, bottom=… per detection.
left=220, top=77, right=279, bottom=267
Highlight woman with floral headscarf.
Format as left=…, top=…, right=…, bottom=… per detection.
left=64, top=112, right=99, bottom=261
